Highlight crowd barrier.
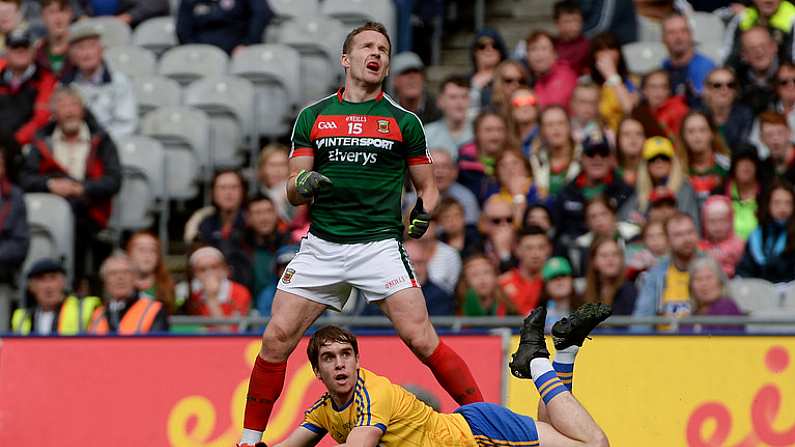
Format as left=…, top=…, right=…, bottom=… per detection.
left=1, top=334, right=793, bottom=446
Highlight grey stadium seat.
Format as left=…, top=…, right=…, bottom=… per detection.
left=159, top=44, right=229, bottom=86
left=729, top=278, right=782, bottom=313
left=105, top=45, right=157, bottom=79
left=133, top=16, right=177, bottom=57
left=279, top=16, right=346, bottom=104
left=141, top=106, right=211, bottom=200
left=690, top=12, right=725, bottom=44
left=79, top=17, right=131, bottom=48
left=22, top=193, right=75, bottom=283
left=698, top=40, right=724, bottom=65
left=264, top=0, right=320, bottom=42
left=321, top=0, right=396, bottom=39
left=132, top=75, right=182, bottom=117
left=231, top=44, right=300, bottom=137
left=112, top=135, right=166, bottom=229
left=184, top=76, right=255, bottom=168
left=622, top=41, right=666, bottom=75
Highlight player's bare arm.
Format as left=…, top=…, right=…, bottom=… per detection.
left=272, top=426, right=324, bottom=447
left=409, top=163, right=439, bottom=212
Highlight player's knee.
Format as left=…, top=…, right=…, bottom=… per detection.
left=402, top=330, right=437, bottom=358
left=260, top=324, right=296, bottom=361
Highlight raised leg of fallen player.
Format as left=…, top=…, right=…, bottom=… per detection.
left=514, top=304, right=612, bottom=447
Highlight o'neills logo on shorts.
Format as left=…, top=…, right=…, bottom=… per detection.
left=385, top=276, right=408, bottom=289
left=282, top=268, right=295, bottom=284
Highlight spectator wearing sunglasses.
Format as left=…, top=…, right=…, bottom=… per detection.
left=619, top=137, right=700, bottom=227
left=552, top=135, right=633, bottom=245
left=526, top=30, right=577, bottom=109
left=772, top=62, right=795, bottom=135
left=469, top=28, right=508, bottom=114
left=479, top=195, right=519, bottom=272
left=488, top=59, right=530, bottom=116
left=736, top=26, right=780, bottom=114
left=698, top=67, right=753, bottom=152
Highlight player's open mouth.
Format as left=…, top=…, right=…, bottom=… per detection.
left=366, top=61, right=380, bottom=72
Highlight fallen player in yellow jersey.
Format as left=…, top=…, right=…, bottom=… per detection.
left=268, top=303, right=612, bottom=447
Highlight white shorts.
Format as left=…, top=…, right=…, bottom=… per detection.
left=276, top=233, right=418, bottom=311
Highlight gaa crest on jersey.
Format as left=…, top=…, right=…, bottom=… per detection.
left=282, top=268, right=295, bottom=284
left=377, top=119, right=390, bottom=134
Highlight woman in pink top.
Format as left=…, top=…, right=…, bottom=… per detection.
left=698, top=195, right=745, bottom=277
left=526, top=30, right=578, bottom=108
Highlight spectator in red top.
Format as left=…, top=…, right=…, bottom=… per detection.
left=20, top=86, right=121, bottom=289
left=634, top=70, right=688, bottom=138
left=527, top=30, right=577, bottom=108
left=187, top=246, right=251, bottom=326
left=197, top=169, right=252, bottom=290
left=698, top=195, right=745, bottom=278
left=498, top=225, right=552, bottom=316
left=36, top=0, right=74, bottom=79
left=0, top=27, right=57, bottom=146
left=552, top=0, right=590, bottom=75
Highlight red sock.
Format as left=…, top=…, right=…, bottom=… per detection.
left=243, top=356, right=287, bottom=431
left=422, top=340, right=484, bottom=405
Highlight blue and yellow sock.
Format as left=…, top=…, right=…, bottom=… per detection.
left=553, top=345, right=578, bottom=391
left=530, top=358, right=569, bottom=405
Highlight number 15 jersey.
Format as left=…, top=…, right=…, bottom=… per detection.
left=290, top=89, right=431, bottom=244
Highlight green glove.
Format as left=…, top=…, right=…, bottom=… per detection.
left=295, top=169, right=332, bottom=199
left=408, top=198, right=431, bottom=239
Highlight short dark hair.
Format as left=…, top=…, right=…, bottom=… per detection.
left=553, top=0, right=582, bottom=19
left=517, top=225, right=550, bottom=244
left=663, top=211, right=695, bottom=236
left=342, top=21, right=391, bottom=55
left=247, top=191, right=274, bottom=209
left=439, top=74, right=470, bottom=93
left=307, top=326, right=359, bottom=371
left=40, top=0, right=70, bottom=9
left=526, top=30, right=555, bottom=47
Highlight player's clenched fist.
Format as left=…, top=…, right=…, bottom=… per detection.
left=295, top=169, right=333, bottom=199
left=408, top=198, right=431, bottom=239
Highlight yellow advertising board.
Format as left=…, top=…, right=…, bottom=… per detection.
left=506, top=336, right=795, bottom=447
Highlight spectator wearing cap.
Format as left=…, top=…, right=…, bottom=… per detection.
left=619, top=136, right=700, bottom=227
left=736, top=26, right=780, bottom=114
left=526, top=30, right=577, bottom=109
left=722, top=0, right=795, bottom=71
left=244, top=192, right=288, bottom=301
left=36, top=0, right=74, bottom=79
left=0, top=147, right=28, bottom=283
left=186, top=246, right=251, bottom=326
left=661, top=13, right=715, bottom=99
left=698, top=195, right=745, bottom=277
left=0, top=27, right=57, bottom=147
left=88, top=252, right=169, bottom=334
left=20, top=86, right=121, bottom=287
left=390, top=51, right=441, bottom=124
left=62, top=22, right=137, bottom=141
left=633, top=70, right=688, bottom=139
left=255, top=244, right=296, bottom=317
left=82, top=0, right=169, bottom=27
left=424, top=75, right=473, bottom=160
left=646, top=187, right=679, bottom=223
left=759, top=111, right=795, bottom=184
left=552, top=134, right=633, bottom=244
left=11, top=258, right=101, bottom=335
left=498, top=225, right=551, bottom=316
left=698, top=67, right=754, bottom=152
left=713, top=146, right=765, bottom=240
left=176, top=0, right=272, bottom=55
left=540, top=256, right=578, bottom=331
left=469, top=28, right=508, bottom=114
left=632, top=212, right=701, bottom=332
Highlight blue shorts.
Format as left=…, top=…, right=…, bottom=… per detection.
left=455, top=402, right=540, bottom=446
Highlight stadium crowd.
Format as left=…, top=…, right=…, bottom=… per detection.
left=2, top=0, right=795, bottom=336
